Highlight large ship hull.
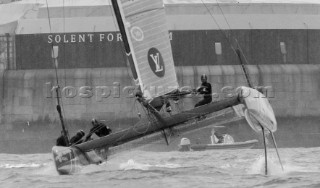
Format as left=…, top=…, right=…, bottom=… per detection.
left=13, top=29, right=320, bottom=70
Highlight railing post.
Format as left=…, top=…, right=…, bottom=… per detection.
left=5, top=33, right=10, bottom=70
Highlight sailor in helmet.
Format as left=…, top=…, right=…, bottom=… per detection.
left=69, top=130, right=85, bottom=145
left=85, top=118, right=112, bottom=141
left=195, top=74, right=212, bottom=107
left=56, top=129, right=85, bottom=146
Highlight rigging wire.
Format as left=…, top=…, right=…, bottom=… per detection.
left=216, top=0, right=233, bottom=34
left=200, top=0, right=253, bottom=87
left=107, top=100, right=152, bottom=144
left=107, top=0, right=137, bottom=84
left=62, top=0, right=67, bottom=87
left=45, top=0, right=69, bottom=136
left=60, top=0, right=69, bottom=129
left=217, top=0, right=253, bottom=87
left=200, top=0, right=235, bottom=51
left=107, top=0, right=133, bottom=129
left=45, top=0, right=61, bottom=105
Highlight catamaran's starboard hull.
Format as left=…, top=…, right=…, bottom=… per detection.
left=52, top=146, right=83, bottom=175
left=189, top=140, right=258, bottom=151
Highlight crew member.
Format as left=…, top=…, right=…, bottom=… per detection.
left=85, top=119, right=112, bottom=141
left=195, top=74, right=212, bottom=107
left=69, top=130, right=85, bottom=145
left=56, top=130, right=86, bottom=146
left=56, top=133, right=68, bottom=147
left=136, top=90, right=172, bottom=113
left=210, top=128, right=224, bottom=144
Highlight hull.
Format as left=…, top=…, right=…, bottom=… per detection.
left=52, top=100, right=242, bottom=175
left=52, top=146, right=106, bottom=175
left=75, top=96, right=240, bottom=152
left=108, top=106, right=243, bottom=154
left=190, top=140, right=258, bottom=151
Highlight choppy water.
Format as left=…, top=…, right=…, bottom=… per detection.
left=1, top=147, right=320, bottom=188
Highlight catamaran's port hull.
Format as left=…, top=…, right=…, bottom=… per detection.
left=52, top=146, right=106, bottom=175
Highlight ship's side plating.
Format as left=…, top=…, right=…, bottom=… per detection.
left=11, top=0, right=320, bottom=69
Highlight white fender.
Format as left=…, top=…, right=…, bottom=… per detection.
left=223, top=134, right=234, bottom=144
left=179, top=138, right=191, bottom=152
left=180, top=137, right=191, bottom=146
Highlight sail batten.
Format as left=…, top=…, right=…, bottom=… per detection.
left=130, top=9, right=166, bottom=24
left=129, top=10, right=164, bottom=25
left=123, top=0, right=164, bottom=16
left=126, top=8, right=162, bottom=18
left=116, top=0, right=179, bottom=98
left=134, top=40, right=169, bottom=52
left=134, top=42, right=173, bottom=55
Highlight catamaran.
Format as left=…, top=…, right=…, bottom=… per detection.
left=51, top=0, right=279, bottom=175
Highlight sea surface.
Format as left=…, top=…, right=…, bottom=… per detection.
left=1, top=147, right=320, bottom=188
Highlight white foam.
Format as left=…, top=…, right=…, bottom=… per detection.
left=0, top=163, right=41, bottom=169
left=119, top=159, right=181, bottom=171
left=120, top=159, right=150, bottom=171
left=248, top=155, right=286, bottom=175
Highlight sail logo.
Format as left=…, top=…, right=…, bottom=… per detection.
left=150, top=54, right=163, bottom=72
left=148, top=48, right=165, bottom=77
left=56, top=155, right=68, bottom=163
left=130, top=26, right=144, bottom=41
left=54, top=150, right=70, bottom=163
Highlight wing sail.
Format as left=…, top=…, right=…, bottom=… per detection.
left=117, top=0, right=179, bottom=99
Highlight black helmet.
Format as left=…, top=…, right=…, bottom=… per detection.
left=135, top=90, right=143, bottom=98
left=77, top=130, right=85, bottom=137
left=201, top=74, right=207, bottom=80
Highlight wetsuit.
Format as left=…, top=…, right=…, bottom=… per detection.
left=90, top=121, right=112, bottom=137
left=56, top=135, right=68, bottom=146
left=195, top=82, right=212, bottom=107
left=69, top=130, right=85, bottom=145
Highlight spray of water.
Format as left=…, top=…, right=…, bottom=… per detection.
left=119, top=159, right=181, bottom=171
left=248, top=155, right=285, bottom=175
left=0, top=163, right=41, bottom=169
left=120, top=159, right=151, bottom=170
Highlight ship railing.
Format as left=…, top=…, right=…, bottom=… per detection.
left=0, top=33, right=15, bottom=70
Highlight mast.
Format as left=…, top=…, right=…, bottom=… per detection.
left=52, top=46, right=69, bottom=146
left=235, top=49, right=253, bottom=88
left=44, top=0, right=69, bottom=146
left=110, top=0, right=138, bottom=81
